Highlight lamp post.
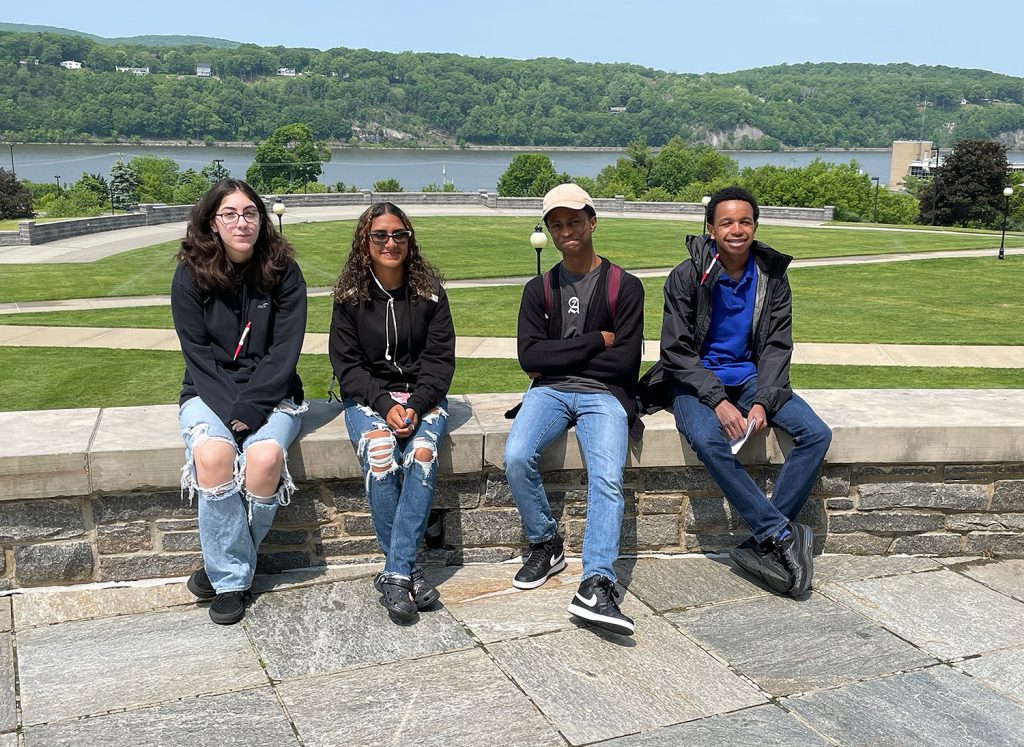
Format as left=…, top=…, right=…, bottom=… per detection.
left=701, top=195, right=712, bottom=233
left=530, top=223, right=547, bottom=276
left=871, top=177, right=880, bottom=223
left=999, top=186, right=1014, bottom=260
left=930, top=146, right=940, bottom=225
left=8, top=144, right=13, bottom=178
left=272, top=201, right=285, bottom=234
left=54, top=175, right=61, bottom=191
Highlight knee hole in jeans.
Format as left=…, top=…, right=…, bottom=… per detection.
left=193, top=438, right=236, bottom=490
left=364, top=429, right=396, bottom=474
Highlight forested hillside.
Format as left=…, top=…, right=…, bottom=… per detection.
left=2, top=28, right=1023, bottom=148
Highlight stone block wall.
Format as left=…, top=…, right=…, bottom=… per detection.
left=2, top=391, right=1022, bottom=588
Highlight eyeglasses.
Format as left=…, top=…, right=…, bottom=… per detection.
left=216, top=208, right=261, bottom=224
left=369, top=230, right=412, bottom=246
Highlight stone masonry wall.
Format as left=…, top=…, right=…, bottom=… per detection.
left=3, top=462, right=1022, bottom=590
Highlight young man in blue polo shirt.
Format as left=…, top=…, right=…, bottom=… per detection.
left=646, top=186, right=831, bottom=597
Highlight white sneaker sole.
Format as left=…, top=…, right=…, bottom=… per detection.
left=567, top=600, right=635, bottom=636
left=512, top=556, right=566, bottom=590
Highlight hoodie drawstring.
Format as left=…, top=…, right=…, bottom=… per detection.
left=370, top=271, right=404, bottom=376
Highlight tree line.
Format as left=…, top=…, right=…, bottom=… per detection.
left=2, top=29, right=1024, bottom=148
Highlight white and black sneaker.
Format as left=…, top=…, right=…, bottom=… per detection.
left=567, top=575, right=635, bottom=636
left=513, top=534, right=567, bottom=589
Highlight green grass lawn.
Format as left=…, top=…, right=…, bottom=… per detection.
left=5, top=257, right=1023, bottom=346
left=2, top=347, right=1020, bottom=412
left=4, top=216, right=1023, bottom=304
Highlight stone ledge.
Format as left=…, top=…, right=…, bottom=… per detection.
left=2, top=390, right=1024, bottom=501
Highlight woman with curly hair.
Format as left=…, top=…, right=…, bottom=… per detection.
left=172, top=178, right=307, bottom=625
left=329, top=202, right=455, bottom=624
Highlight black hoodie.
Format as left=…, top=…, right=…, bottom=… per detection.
left=171, top=260, right=307, bottom=432
left=329, top=278, right=455, bottom=421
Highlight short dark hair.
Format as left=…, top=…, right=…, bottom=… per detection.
left=705, top=186, right=759, bottom=225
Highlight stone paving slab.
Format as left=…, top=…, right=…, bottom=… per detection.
left=17, top=607, right=266, bottom=725
left=438, top=562, right=650, bottom=643
left=0, top=599, right=9, bottom=632
left=489, top=616, right=765, bottom=745
left=956, top=649, right=1024, bottom=705
left=617, top=555, right=766, bottom=611
left=0, top=734, right=13, bottom=747
left=823, top=569, right=1024, bottom=660
left=13, top=580, right=196, bottom=628
left=668, top=593, right=934, bottom=696
left=0, top=634, right=14, bottom=734
left=244, top=578, right=475, bottom=680
left=279, top=648, right=564, bottom=747
left=595, top=703, right=829, bottom=746
left=21, top=687, right=298, bottom=746
left=786, top=667, right=1024, bottom=746
left=811, top=553, right=941, bottom=585
left=961, top=558, right=1024, bottom=603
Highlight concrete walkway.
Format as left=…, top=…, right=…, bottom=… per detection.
left=3, top=202, right=1020, bottom=264
left=4, top=553, right=1024, bottom=744
left=1, top=324, right=1022, bottom=367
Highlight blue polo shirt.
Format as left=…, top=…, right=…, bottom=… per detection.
left=700, top=253, right=757, bottom=386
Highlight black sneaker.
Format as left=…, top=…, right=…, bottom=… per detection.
left=187, top=568, right=216, bottom=600
left=567, top=575, right=635, bottom=636
left=377, top=574, right=417, bottom=623
left=411, top=568, right=440, bottom=610
left=729, top=537, right=794, bottom=594
left=773, top=522, right=814, bottom=598
left=209, top=590, right=249, bottom=625
left=513, top=534, right=567, bottom=589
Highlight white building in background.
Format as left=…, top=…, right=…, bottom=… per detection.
left=115, top=66, right=150, bottom=76
left=196, top=63, right=212, bottom=78
left=59, top=60, right=82, bottom=70
left=277, top=67, right=297, bottom=77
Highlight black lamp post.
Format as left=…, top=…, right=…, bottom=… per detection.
left=272, top=201, right=285, bottom=234
left=530, top=223, right=547, bottom=276
left=8, top=144, right=13, bottom=178
left=871, top=177, right=880, bottom=223
left=54, top=175, right=61, bottom=191
left=930, top=146, right=940, bottom=225
left=999, top=186, right=1014, bottom=260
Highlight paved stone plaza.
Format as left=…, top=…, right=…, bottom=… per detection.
left=3, top=553, right=1024, bottom=745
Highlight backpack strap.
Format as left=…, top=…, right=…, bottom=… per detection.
left=543, top=269, right=552, bottom=318
left=607, top=262, right=623, bottom=324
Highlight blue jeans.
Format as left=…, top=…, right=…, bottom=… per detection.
left=671, top=377, right=831, bottom=544
left=504, top=387, right=628, bottom=583
left=344, top=397, right=449, bottom=578
left=179, top=396, right=306, bottom=593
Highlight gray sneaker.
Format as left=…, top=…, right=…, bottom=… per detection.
left=729, top=537, right=794, bottom=594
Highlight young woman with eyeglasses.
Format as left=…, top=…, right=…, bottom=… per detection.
left=329, top=202, right=455, bottom=624
left=171, top=178, right=308, bottom=625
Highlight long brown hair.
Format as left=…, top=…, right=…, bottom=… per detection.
left=177, top=178, right=295, bottom=292
left=332, top=202, right=443, bottom=304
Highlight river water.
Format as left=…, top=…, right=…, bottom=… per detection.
left=8, top=143, right=1024, bottom=191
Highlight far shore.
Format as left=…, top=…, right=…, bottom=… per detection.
left=6, top=139, right=894, bottom=154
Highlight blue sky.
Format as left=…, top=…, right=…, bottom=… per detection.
left=4, top=0, right=1023, bottom=77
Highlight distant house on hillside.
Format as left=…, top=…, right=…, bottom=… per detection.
left=196, top=63, right=212, bottom=78
left=607, top=106, right=627, bottom=113
left=19, top=58, right=39, bottom=67
left=277, top=67, right=297, bottom=77
left=60, top=60, right=83, bottom=70
left=115, top=66, right=150, bottom=76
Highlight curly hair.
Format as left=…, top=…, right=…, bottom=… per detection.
left=332, top=202, right=444, bottom=304
left=176, top=178, right=295, bottom=292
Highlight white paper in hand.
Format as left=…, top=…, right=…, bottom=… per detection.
left=729, top=418, right=757, bottom=455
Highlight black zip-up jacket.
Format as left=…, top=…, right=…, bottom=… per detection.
left=518, top=257, right=645, bottom=439
left=640, top=234, right=794, bottom=416
left=329, top=278, right=455, bottom=421
left=171, top=260, right=307, bottom=432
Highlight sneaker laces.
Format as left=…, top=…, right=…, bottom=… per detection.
left=521, top=540, right=556, bottom=572
left=591, top=576, right=622, bottom=607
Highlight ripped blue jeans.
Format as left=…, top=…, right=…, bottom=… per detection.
left=343, top=397, right=448, bottom=579
left=179, top=395, right=306, bottom=593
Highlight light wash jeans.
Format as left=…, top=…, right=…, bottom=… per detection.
left=671, top=376, right=832, bottom=544
left=504, top=387, right=628, bottom=583
left=343, top=397, right=449, bottom=578
left=179, top=395, right=306, bottom=593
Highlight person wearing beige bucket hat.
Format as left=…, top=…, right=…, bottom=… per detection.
left=503, top=183, right=645, bottom=637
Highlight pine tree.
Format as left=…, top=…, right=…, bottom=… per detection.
left=0, top=168, right=33, bottom=219
left=201, top=160, right=231, bottom=184
left=109, top=159, right=139, bottom=211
